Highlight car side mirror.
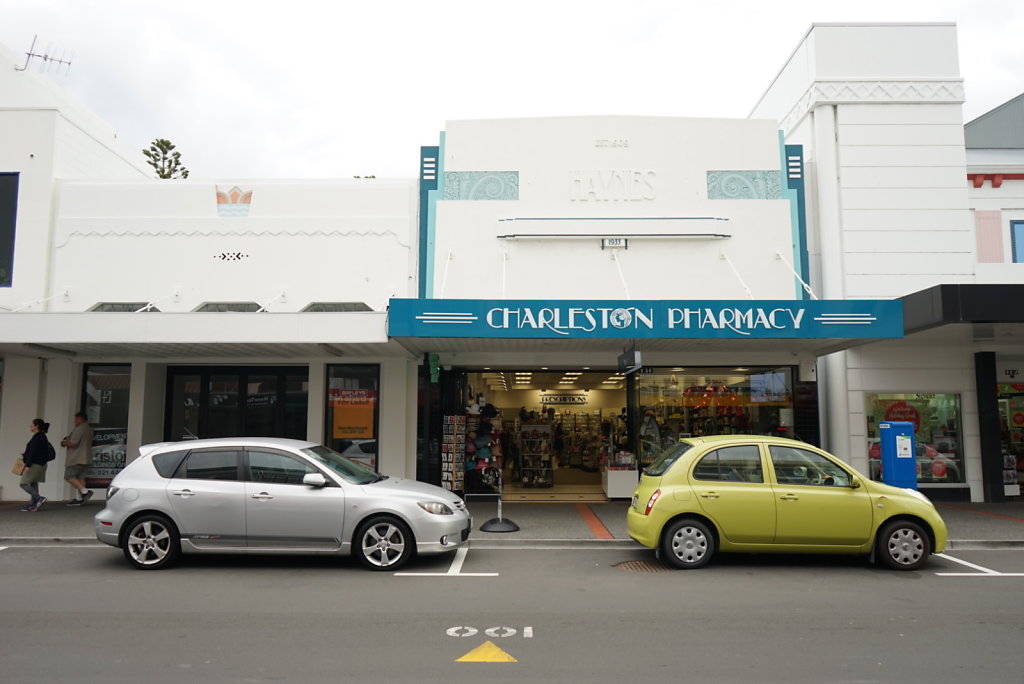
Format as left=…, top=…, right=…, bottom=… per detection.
left=848, top=478, right=861, bottom=489
left=303, top=472, right=328, bottom=488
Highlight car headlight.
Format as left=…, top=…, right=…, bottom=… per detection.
left=417, top=501, right=454, bottom=515
left=107, top=486, right=119, bottom=498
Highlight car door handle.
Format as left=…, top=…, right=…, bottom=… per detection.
left=779, top=493, right=799, bottom=501
left=700, top=492, right=720, bottom=499
left=172, top=489, right=195, bottom=497
left=250, top=493, right=274, bottom=500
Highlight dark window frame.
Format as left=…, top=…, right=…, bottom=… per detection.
left=0, top=172, right=19, bottom=288
left=164, top=365, right=309, bottom=441
left=325, top=364, right=381, bottom=472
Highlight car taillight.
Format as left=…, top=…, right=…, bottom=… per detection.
left=644, top=489, right=662, bottom=516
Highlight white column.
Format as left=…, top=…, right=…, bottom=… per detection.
left=306, top=361, right=326, bottom=442
left=378, top=358, right=411, bottom=479
left=126, top=362, right=167, bottom=465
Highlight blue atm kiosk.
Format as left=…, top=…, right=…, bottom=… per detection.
left=879, top=421, right=918, bottom=490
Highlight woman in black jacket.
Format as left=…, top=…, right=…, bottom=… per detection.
left=20, top=418, right=52, bottom=512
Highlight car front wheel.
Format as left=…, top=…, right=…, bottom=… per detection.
left=877, top=519, right=931, bottom=571
left=355, top=516, right=414, bottom=571
left=661, top=518, right=715, bottom=569
left=122, top=514, right=180, bottom=570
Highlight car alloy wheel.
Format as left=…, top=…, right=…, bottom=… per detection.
left=356, top=516, right=414, bottom=571
left=661, top=518, right=715, bottom=569
left=122, top=514, right=180, bottom=570
left=877, top=520, right=931, bottom=571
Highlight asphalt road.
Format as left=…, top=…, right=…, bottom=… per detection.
left=2, top=543, right=1023, bottom=684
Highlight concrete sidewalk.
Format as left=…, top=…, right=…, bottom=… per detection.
left=1, top=498, right=1023, bottom=548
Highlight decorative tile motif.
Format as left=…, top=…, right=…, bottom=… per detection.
left=443, top=172, right=519, bottom=200
left=216, top=185, right=253, bottom=218
left=706, top=171, right=783, bottom=200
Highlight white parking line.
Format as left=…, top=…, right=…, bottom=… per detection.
left=0, top=547, right=7, bottom=552
left=935, top=553, right=1024, bottom=577
left=395, top=546, right=499, bottom=577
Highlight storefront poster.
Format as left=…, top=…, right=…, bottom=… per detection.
left=85, top=427, right=127, bottom=488
left=329, top=389, right=376, bottom=439
left=883, top=401, right=922, bottom=433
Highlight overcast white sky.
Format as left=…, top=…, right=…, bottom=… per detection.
left=1, top=0, right=1021, bottom=179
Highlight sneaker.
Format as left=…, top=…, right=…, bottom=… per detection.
left=20, top=504, right=35, bottom=512
left=81, top=490, right=94, bottom=503
left=67, top=499, right=84, bottom=507
left=32, top=496, right=47, bottom=511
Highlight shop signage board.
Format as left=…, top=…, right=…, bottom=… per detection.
left=539, top=394, right=588, bottom=405
left=388, top=299, right=903, bottom=339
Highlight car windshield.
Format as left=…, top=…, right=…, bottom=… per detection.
left=301, top=445, right=384, bottom=485
left=644, top=442, right=694, bottom=476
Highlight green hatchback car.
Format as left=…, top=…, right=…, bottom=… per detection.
left=626, top=435, right=947, bottom=570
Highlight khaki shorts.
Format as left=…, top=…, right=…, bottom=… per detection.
left=65, top=464, right=89, bottom=480
left=20, top=463, right=47, bottom=485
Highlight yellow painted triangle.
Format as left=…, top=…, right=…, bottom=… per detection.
left=456, top=640, right=518, bottom=663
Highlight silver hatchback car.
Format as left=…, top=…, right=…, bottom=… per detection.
left=95, top=437, right=472, bottom=571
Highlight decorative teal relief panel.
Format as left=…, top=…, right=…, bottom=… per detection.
left=707, top=171, right=783, bottom=200
left=443, top=172, right=519, bottom=200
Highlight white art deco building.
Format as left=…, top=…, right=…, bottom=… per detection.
left=1, top=23, right=1022, bottom=505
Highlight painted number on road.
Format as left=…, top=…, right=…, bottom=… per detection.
left=447, top=625, right=533, bottom=638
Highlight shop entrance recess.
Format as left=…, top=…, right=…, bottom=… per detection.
left=165, top=366, right=309, bottom=441
left=440, top=370, right=628, bottom=503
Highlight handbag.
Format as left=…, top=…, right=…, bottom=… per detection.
left=11, top=457, right=26, bottom=476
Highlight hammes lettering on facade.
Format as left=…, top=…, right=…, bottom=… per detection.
left=569, top=170, right=656, bottom=201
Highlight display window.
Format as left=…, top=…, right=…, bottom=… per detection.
left=166, top=366, right=308, bottom=442
left=326, top=365, right=380, bottom=470
left=635, top=367, right=796, bottom=468
left=82, top=364, right=131, bottom=487
left=864, top=393, right=964, bottom=484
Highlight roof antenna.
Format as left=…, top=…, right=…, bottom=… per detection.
left=14, top=35, right=73, bottom=74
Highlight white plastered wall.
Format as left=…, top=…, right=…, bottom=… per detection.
left=753, top=24, right=981, bottom=497
left=434, top=116, right=799, bottom=301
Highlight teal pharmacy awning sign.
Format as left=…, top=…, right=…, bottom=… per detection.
left=387, top=299, right=903, bottom=340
